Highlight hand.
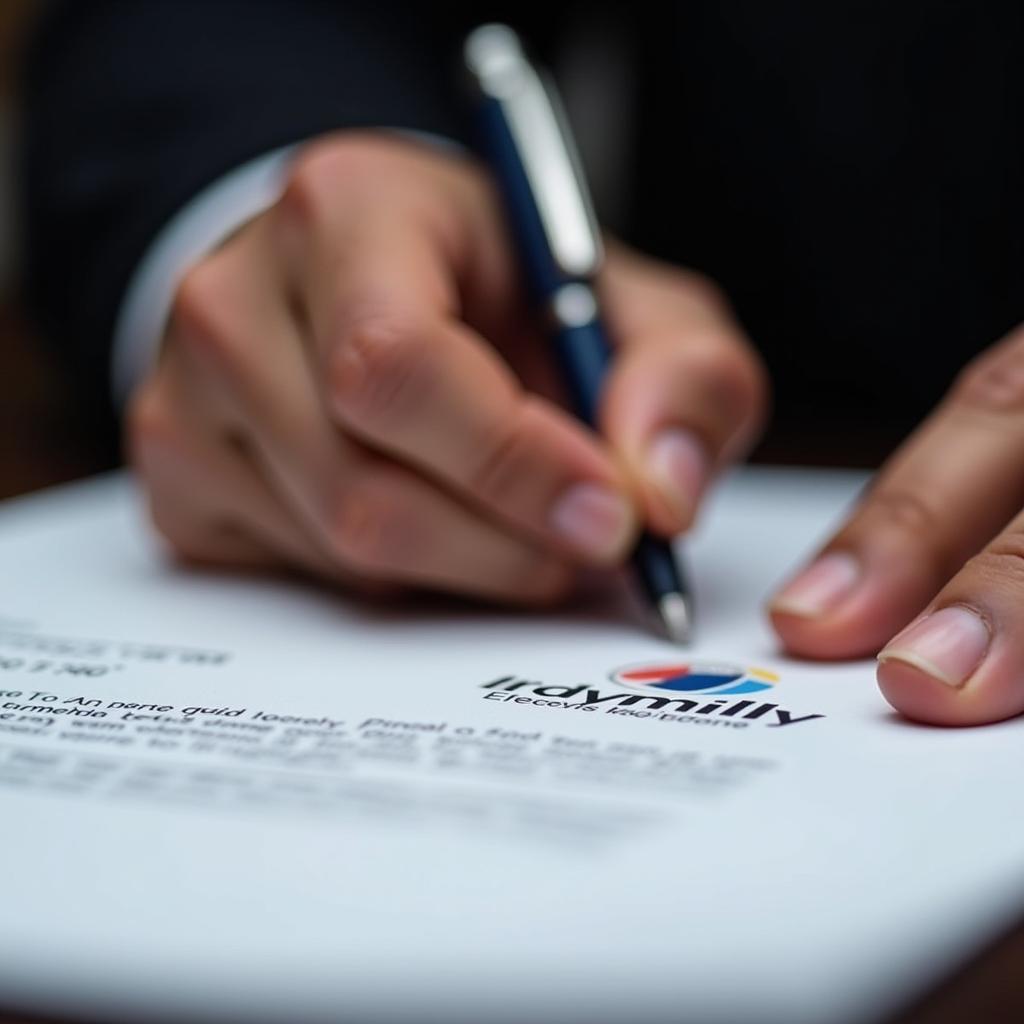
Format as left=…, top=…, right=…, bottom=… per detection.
left=769, top=325, right=1024, bottom=726
left=128, top=132, right=766, bottom=603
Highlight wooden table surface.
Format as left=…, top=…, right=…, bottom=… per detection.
left=2, top=308, right=1023, bottom=1024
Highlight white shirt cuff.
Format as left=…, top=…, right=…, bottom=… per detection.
left=110, top=145, right=299, bottom=407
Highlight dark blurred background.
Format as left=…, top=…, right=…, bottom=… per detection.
left=0, top=0, right=116, bottom=503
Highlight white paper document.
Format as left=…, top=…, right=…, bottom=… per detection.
left=1, top=468, right=1023, bottom=1024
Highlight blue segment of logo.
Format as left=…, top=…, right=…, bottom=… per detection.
left=701, top=679, right=774, bottom=694
left=649, top=671, right=744, bottom=692
left=610, top=661, right=778, bottom=696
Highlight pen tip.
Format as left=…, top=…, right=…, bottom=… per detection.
left=657, top=592, right=693, bottom=646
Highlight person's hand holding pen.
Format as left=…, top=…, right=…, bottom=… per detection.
left=128, top=132, right=766, bottom=608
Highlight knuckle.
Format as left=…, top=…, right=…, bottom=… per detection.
left=688, top=332, right=769, bottom=419
left=281, top=135, right=397, bottom=222
left=868, top=488, right=939, bottom=536
left=170, top=259, right=239, bottom=366
left=327, top=472, right=410, bottom=573
left=971, top=532, right=1024, bottom=586
left=126, top=382, right=166, bottom=444
left=726, top=343, right=770, bottom=423
left=669, top=265, right=731, bottom=314
left=171, top=262, right=219, bottom=334
left=953, top=331, right=1024, bottom=415
left=279, top=151, right=334, bottom=226
left=862, top=488, right=960, bottom=578
left=329, top=321, right=426, bottom=430
left=125, top=382, right=179, bottom=468
left=467, top=401, right=544, bottom=506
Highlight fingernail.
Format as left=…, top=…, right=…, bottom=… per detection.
left=770, top=551, right=860, bottom=617
left=550, top=483, right=633, bottom=561
left=646, top=428, right=709, bottom=521
left=877, top=606, right=990, bottom=688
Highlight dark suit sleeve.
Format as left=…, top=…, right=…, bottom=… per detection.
left=19, top=0, right=483, bottom=422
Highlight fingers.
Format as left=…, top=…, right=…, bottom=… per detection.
left=875, top=510, right=1024, bottom=725
left=599, top=246, right=769, bottom=536
left=275, top=141, right=638, bottom=564
left=162, top=222, right=574, bottom=604
left=296, top=460, right=576, bottom=603
left=769, top=326, right=1024, bottom=660
left=326, top=313, right=637, bottom=564
left=128, top=380, right=328, bottom=577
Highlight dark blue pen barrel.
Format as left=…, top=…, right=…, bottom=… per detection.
left=476, top=97, right=568, bottom=298
left=472, top=88, right=688, bottom=620
left=552, top=321, right=611, bottom=428
left=632, top=532, right=684, bottom=604
left=556, top=318, right=684, bottom=606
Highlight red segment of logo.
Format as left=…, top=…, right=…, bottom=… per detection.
left=617, top=665, right=691, bottom=682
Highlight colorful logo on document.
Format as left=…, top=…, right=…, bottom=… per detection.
left=609, top=661, right=779, bottom=696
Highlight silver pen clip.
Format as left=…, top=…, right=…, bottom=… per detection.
left=464, top=24, right=604, bottom=280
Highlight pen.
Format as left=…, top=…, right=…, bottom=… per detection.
left=464, top=24, right=694, bottom=644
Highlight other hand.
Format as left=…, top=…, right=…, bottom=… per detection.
left=770, top=325, right=1024, bottom=725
